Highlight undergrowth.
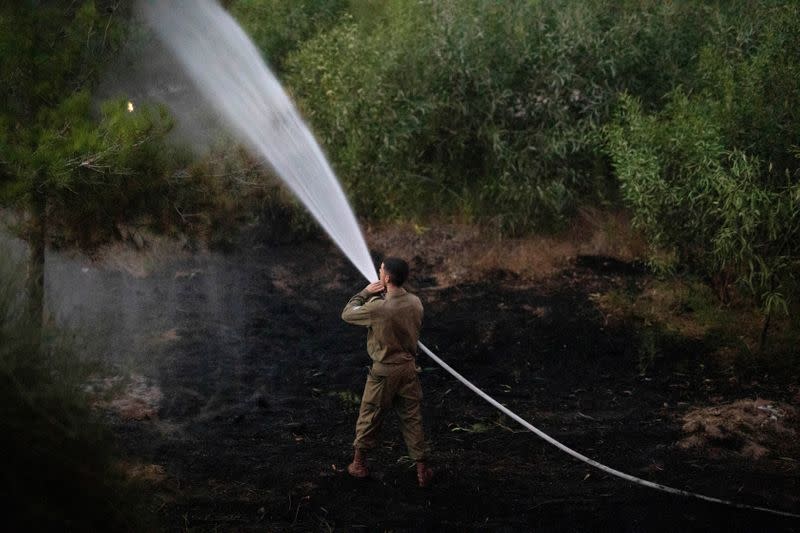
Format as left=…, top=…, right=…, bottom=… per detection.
left=0, top=246, right=155, bottom=530
left=593, top=277, right=800, bottom=380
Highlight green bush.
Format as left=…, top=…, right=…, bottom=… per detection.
left=283, top=0, right=729, bottom=233
left=605, top=3, right=800, bottom=333
left=229, top=0, right=348, bottom=72
left=32, top=93, right=191, bottom=246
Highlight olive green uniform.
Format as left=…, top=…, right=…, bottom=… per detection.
left=341, top=288, right=427, bottom=461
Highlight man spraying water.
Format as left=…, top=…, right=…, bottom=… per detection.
left=143, top=0, right=800, bottom=520
left=341, top=258, right=434, bottom=488
left=141, top=0, right=430, bottom=485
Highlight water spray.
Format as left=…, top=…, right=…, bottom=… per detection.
left=140, top=0, right=376, bottom=283
left=141, top=0, right=799, bottom=520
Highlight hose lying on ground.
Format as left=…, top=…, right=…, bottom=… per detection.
left=418, top=341, right=800, bottom=519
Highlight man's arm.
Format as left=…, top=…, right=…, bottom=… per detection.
left=341, top=281, right=384, bottom=326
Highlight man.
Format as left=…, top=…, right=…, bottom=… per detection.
left=341, top=257, right=434, bottom=488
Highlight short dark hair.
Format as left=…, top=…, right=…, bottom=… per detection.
left=382, top=257, right=409, bottom=286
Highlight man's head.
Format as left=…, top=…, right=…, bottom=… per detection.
left=380, top=257, right=409, bottom=287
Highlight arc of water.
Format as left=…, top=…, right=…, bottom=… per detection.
left=141, top=0, right=377, bottom=282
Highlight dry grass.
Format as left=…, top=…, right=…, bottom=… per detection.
left=592, top=280, right=723, bottom=338
left=48, top=207, right=646, bottom=285
left=157, top=328, right=182, bottom=342
left=678, top=399, right=798, bottom=460
left=365, top=209, right=647, bottom=286
left=119, top=461, right=168, bottom=484
left=590, top=274, right=800, bottom=366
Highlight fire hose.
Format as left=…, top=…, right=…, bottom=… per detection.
left=418, top=341, right=800, bottom=519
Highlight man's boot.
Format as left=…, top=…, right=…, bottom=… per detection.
left=416, top=462, right=433, bottom=488
left=347, top=448, right=369, bottom=478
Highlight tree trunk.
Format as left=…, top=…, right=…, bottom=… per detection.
left=26, top=184, right=46, bottom=333
left=758, top=274, right=779, bottom=354
left=758, top=308, right=771, bottom=354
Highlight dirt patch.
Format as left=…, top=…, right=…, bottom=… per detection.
left=120, top=461, right=169, bottom=485
left=86, top=373, right=163, bottom=421
left=679, top=399, right=798, bottom=460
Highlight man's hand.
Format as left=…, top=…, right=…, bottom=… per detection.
left=364, top=281, right=385, bottom=294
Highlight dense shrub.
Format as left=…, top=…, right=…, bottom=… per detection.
left=605, top=3, right=800, bottom=332
left=282, top=0, right=733, bottom=233
left=176, top=142, right=317, bottom=247
left=229, top=0, right=348, bottom=72
left=32, top=93, right=190, bottom=246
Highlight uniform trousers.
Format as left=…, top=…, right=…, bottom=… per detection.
left=353, top=360, right=426, bottom=461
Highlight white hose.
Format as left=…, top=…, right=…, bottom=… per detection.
left=418, top=341, right=800, bottom=519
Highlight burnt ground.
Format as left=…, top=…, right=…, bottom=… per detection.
left=96, top=235, right=799, bottom=532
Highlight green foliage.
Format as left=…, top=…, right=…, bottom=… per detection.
left=605, top=4, right=800, bottom=317
left=1, top=2, right=138, bottom=237
left=283, top=0, right=728, bottom=233
left=0, top=1, right=320, bottom=249
left=229, top=0, right=348, bottom=72
left=694, top=4, right=800, bottom=183
left=177, top=142, right=316, bottom=247
left=38, top=94, right=190, bottom=246
left=0, top=246, right=153, bottom=530
left=0, top=2, right=125, bottom=121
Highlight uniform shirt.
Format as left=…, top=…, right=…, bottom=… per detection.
left=341, top=288, right=424, bottom=364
